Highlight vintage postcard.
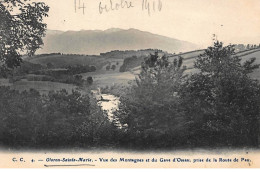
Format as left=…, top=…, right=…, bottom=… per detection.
left=0, top=0, right=260, bottom=168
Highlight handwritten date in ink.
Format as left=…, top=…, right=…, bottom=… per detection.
left=73, top=0, right=163, bottom=16
left=99, top=0, right=134, bottom=14
left=142, top=0, right=162, bottom=16
left=74, top=0, right=86, bottom=14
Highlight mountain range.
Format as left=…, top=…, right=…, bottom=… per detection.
left=36, top=28, right=198, bottom=55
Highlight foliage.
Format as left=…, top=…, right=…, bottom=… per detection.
left=87, top=76, right=93, bottom=85
left=0, top=0, right=49, bottom=76
left=114, top=42, right=260, bottom=149
left=12, top=61, right=44, bottom=76
left=106, top=65, right=111, bottom=71
left=181, top=41, right=260, bottom=147
left=111, top=64, right=116, bottom=71
left=26, top=71, right=86, bottom=86
left=0, top=86, right=116, bottom=148
left=114, top=52, right=188, bottom=148
left=8, top=62, right=96, bottom=86
left=90, top=65, right=97, bottom=72
left=67, top=65, right=96, bottom=75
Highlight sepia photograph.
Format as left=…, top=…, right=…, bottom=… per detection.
left=0, top=0, right=260, bottom=168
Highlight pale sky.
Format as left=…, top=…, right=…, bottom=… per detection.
left=35, top=0, right=260, bottom=47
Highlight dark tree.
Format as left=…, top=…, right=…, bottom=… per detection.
left=75, top=74, right=83, bottom=81
left=114, top=52, right=188, bottom=148
left=111, top=64, right=116, bottom=71
left=87, top=76, right=93, bottom=85
left=0, top=0, right=49, bottom=74
left=182, top=41, right=260, bottom=147
left=90, top=65, right=97, bottom=72
left=0, top=87, right=115, bottom=147
left=106, top=65, right=111, bottom=71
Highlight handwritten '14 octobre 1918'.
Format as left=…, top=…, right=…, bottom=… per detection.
left=74, top=0, right=163, bottom=16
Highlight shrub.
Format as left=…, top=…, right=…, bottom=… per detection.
left=114, top=52, right=188, bottom=149
left=180, top=42, right=260, bottom=147
left=111, top=65, right=116, bottom=71
left=106, top=65, right=111, bottom=71
left=90, top=65, right=97, bottom=72
left=0, top=87, right=117, bottom=148
left=87, top=76, right=93, bottom=85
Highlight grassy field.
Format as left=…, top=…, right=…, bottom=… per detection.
left=82, top=59, right=135, bottom=88
left=240, top=51, right=260, bottom=80
left=240, top=51, right=260, bottom=63
left=169, top=49, right=205, bottom=61
left=88, top=71, right=136, bottom=88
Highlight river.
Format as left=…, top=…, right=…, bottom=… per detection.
left=91, top=89, right=120, bottom=121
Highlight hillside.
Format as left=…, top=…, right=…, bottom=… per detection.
left=25, top=49, right=171, bottom=69
left=25, top=54, right=106, bottom=69
left=36, top=28, right=198, bottom=55
left=100, top=49, right=172, bottom=59
left=180, top=48, right=260, bottom=70
left=240, top=51, right=260, bottom=80
left=124, top=48, right=260, bottom=76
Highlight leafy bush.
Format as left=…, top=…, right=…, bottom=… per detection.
left=106, top=65, right=111, bottom=71
left=111, top=65, right=116, bottom=71
left=0, top=87, right=117, bottom=148
left=67, top=65, right=96, bottom=75
left=180, top=42, right=260, bottom=147
left=30, top=70, right=86, bottom=86
left=114, top=52, right=188, bottom=149
left=87, top=76, right=93, bottom=85
left=90, top=65, right=97, bottom=72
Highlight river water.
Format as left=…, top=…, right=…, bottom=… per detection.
left=98, top=94, right=120, bottom=121
left=91, top=90, right=120, bottom=121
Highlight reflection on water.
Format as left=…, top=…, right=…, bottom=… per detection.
left=98, top=94, right=120, bottom=121
left=91, top=89, right=120, bottom=121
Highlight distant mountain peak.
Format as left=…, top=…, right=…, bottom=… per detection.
left=104, top=28, right=123, bottom=33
